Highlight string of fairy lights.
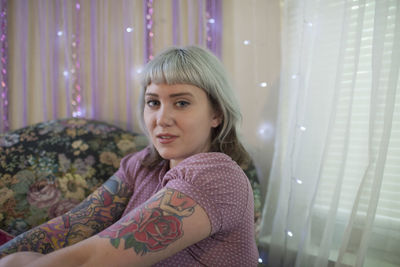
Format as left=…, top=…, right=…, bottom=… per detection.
left=71, top=0, right=82, bottom=118
left=0, top=0, right=8, bottom=132
left=144, top=0, right=154, bottom=62
left=205, top=0, right=222, bottom=58
left=279, top=1, right=315, bottom=264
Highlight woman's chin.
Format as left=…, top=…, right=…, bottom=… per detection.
left=157, top=150, right=176, bottom=161
left=156, top=151, right=185, bottom=167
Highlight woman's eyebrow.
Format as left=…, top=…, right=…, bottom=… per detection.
left=169, top=92, right=194, bottom=98
left=145, top=92, right=158, bottom=97
left=145, top=92, right=194, bottom=98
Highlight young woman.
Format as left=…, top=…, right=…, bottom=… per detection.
left=0, top=46, right=258, bottom=266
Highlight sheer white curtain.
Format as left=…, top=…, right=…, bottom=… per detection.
left=259, top=0, right=400, bottom=266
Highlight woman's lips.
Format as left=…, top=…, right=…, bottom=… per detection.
left=156, top=134, right=178, bottom=144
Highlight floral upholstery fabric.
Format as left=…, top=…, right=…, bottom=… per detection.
left=0, top=118, right=261, bottom=239
left=0, top=118, right=147, bottom=236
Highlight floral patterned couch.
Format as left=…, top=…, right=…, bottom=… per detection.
left=0, top=118, right=261, bottom=240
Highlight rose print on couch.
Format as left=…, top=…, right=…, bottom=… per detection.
left=98, top=188, right=196, bottom=255
left=27, top=180, right=61, bottom=209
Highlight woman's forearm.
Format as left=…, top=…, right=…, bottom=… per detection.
left=0, top=251, right=44, bottom=267
left=0, top=176, right=131, bottom=258
left=21, top=242, right=94, bottom=267
left=0, top=217, right=66, bottom=258
left=0, top=250, right=85, bottom=267
left=0, top=233, right=95, bottom=267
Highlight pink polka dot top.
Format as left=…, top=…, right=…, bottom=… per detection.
left=115, top=147, right=259, bottom=266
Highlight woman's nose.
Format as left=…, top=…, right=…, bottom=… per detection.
left=156, top=106, right=174, bottom=127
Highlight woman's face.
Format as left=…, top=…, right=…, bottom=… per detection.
left=144, top=83, right=221, bottom=168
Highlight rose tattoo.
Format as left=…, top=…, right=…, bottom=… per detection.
left=98, top=189, right=197, bottom=255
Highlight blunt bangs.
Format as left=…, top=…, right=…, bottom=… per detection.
left=141, top=47, right=212, bottom=94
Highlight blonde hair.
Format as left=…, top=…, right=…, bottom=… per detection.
left=138, top=46, right=250, bottom=167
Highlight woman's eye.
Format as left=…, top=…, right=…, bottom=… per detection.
left=146, top=100, right=160, bottom=107
left=176, top=101, right=190, bottom=108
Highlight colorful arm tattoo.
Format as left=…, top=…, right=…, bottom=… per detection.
left=98, top=188, right=197, bottom=255
left=0, top=175, right=132, bottom=258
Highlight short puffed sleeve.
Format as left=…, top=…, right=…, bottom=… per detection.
left=162, top=152, right=252, bottom=235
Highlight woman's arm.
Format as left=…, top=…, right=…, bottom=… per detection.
left=0, top=175, right=132, bottom=258
left=9, top=187, right=211, bottom=267
left=0, top=252, right=44, bottom=267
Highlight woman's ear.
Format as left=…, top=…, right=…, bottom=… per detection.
left=211, top=112, right=222, bottom=128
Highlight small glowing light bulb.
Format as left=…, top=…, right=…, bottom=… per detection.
left=299, top=126, right=307, bottom=131
left=260, top=82, right=267, bottom=87
left=126, top=27, right=133, bottom=33
left=243, top=40, right=250, bottom=45
left=296, top=178, right=303, bottom=184
left=208, top=18, right=215, bottom=24
left=287, top=231, right=293, bottom=237
left=63, top=71, right=69, bottom=77
left=258, top=258, right=263, bottom=263
left=291, top=74, right=297, bottom=79
left=57, top=31, right=63, bottom=36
